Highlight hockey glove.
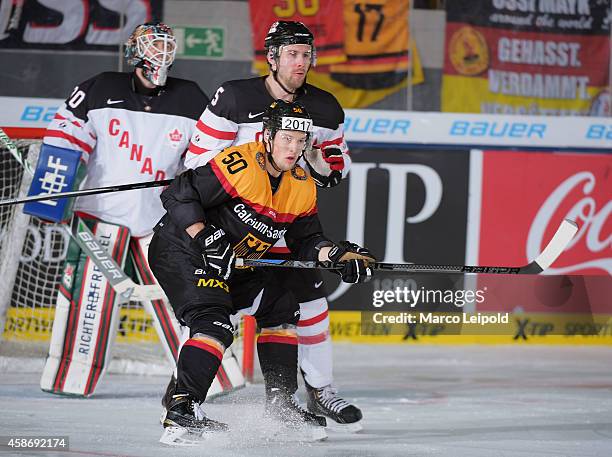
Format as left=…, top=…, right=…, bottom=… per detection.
left=321, top=146, right=345, bottom=171
left=328, top=241, right=376, bottom=284
left=303, top=145, right=342, bottom=188
left=193, top=224, right=235, bottom=281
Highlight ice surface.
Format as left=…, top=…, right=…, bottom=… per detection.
left=1, top=344, right=611, bottom=457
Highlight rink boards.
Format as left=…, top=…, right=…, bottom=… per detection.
left=1, top=98, right=610, bottom=346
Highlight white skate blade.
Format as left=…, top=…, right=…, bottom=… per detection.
left=159, top=426, right=217, bottom=446
left=327, top=420, right=363, bottom=433
left=267, top=420, right=328, bottom=442
left=294, top=422, right=329, bottom=442
left=308, top=425, right=328, bottom=441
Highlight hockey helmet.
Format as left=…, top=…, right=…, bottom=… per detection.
left=263, top=100, right=313, bottom=172
left=125, top=22, right=176, bottom=86
left=263, top=99, right=313, bottom=141
left=264, top=21, right=316, bottom=66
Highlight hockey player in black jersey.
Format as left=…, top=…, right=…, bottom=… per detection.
left=182, top=20, right=365, bottom=431
left=149, top=100, right=374, bottom=445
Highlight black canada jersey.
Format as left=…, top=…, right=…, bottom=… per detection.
left=44, top=72, right=208, bottom=236
left=185, top=76, right=349, bottom=174
left=157, top=141, right=324, bottom=259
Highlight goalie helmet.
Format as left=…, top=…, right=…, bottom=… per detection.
left=264, top=21, right=316, bottom=66
left=125, top=22, right=176, bottom=87
left=263, top=99, right=313, bottom=141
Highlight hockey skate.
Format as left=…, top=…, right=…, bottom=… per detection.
left=265, top=388, right=327, bottom=442
left=306, top=382, right=363, bottom=433
left=160, top=394, right=228, bottom=446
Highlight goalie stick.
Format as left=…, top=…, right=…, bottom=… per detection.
left=0, top=178, right=172, bottom=207
left=67, top=216, right=168, bottom=303
left=236, top=219, right=578, bottom=275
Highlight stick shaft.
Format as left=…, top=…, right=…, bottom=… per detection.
left=0, top=179, right=172, bottom=207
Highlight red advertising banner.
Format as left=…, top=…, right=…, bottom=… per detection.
left=477, top=150, right=611, bottom=315
left=479, top=151, right=610, bottom=276
left=248, top=0, right=346, bottom=67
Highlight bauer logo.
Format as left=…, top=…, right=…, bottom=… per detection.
left=344, top=116, right=411, bottom=136
left=585, top=124, right=612, bottom=140
left=449, top=120, right=547, bottom=139
left=21, top=105, right=58, bottom=123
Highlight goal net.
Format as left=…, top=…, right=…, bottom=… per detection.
left=0, top=136, right=255, bottom=380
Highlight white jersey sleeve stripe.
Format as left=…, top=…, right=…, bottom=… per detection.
left=188, top=142, right=210, bottom=155
left=44, top=129, right=94, bottom=154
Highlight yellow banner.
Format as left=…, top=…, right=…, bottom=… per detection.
left=2, top=306, right=160, bottom=344
left=442, top=74, right=605, bottom=115
left=329, top=311, right=612, bottom=345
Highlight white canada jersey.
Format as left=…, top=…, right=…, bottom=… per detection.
left=185, top=76, right=350, bottom=177
left=43, top=72, right=208, bottom=236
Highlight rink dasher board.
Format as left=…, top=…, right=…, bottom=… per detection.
left=1, top=96, right=611, bottom=152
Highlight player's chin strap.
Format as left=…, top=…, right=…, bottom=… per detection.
left=272, top=68, right=298, bottom=96
left=265, top=136, right=283, bottom=173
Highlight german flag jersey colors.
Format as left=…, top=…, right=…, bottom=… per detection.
left=157, top=141, right=323, bottom=260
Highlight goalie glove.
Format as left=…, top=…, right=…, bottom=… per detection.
left=328, top=241, right=376, bottom=284
left=303, top=145, right=343, bottom=188
left=193, top=224, right=235, bottom=281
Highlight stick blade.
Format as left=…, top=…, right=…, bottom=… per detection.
left=526, top=219, right=578, bottom=273
left=114, top=280, right=167, bottom=303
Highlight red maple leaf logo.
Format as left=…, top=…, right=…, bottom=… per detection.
left=169, top=128, right=182, bottom=142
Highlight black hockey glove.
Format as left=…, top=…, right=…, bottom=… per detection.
left=328, top=241, right=376, bottom=284
left=193, top=224, right=235, bottom=281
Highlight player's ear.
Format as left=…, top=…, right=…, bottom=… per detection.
left=266, top=49, right=277, bottom=71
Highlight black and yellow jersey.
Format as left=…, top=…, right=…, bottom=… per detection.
left=156, top=141, right=326, bottom=260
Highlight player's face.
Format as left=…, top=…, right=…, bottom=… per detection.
left=276, top=44, right=312, bottom=90
left=271, top=130, right=308, bottom=170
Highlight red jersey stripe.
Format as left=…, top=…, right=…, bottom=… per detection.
left=196, top=119, right=236, bottom=141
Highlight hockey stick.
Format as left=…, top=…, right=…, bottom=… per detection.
left=0, top=128, right=167, bottom=303
left=67, top=216, right=168, bottom=303
left=236, top=219, right=578, bottom=275
left=0, top=127, right=35, bottom=175
left=0, top=178, right=172, bottom=207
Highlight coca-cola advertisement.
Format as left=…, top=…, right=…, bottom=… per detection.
left=475, top=150, right=611, bottom=315
left=478, top=150, right=610, bottom=276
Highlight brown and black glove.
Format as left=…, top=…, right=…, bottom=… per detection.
left=328, top=241, right=376, bottom=284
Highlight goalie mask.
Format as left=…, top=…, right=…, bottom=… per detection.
left=125, top=22, right=176, bottom=87
left=262, top=99, right=313, bottom=172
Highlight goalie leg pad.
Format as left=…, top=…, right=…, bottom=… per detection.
left=40, top=217, right=130, bottom=397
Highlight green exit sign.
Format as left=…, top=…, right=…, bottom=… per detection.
left=174, top=26, right=225, bottom=59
